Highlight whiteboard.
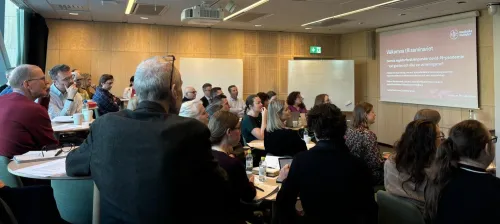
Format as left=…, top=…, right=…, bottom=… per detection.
left=288, top=60, right=355, bottom=111
left=180, top=58, right=243, bottom=100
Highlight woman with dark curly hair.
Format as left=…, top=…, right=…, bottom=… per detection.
left=286, top=91, right=307, bottom=113
left=384, top=120, right=441, bottom=211
left=277, top=103, right=377, bottom=223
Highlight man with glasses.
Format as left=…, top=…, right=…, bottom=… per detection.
left=0, top=65, right=58, bottom=158
left=201, top=83, right=212, bottom=108
left=47, top=64, right=83, bottom=119
left=182, top=86, right=197, bottom=103
left=66, top=56, right=238, bottom=223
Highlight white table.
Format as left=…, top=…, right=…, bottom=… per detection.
left=248, top=140, right=316, bottom=150
left=8, top=159, right=100, bottom=224
left=51, top=120, right=93, bottom=132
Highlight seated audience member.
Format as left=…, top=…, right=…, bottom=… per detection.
left=287, top=91, right=307, bottom=113
left=414, top=109, right=441, bottom=125
left=66, top=56, right=238, bottom=223
left=264, top=100, right=307, bottom=156
left=211, top=87, right=223, bottom=98
left=257, top=92, right=270, bottom=109
left=47, top=64, right=83, bottom=119
left=122, top=76, right=135, bottom=99
left=424, top=120, right=500, bottom=224
left=241, top=95, right=267, bottom=143
left=201, top=83, right=212, bottom=108
left=209, top=110, right=256, bottom=221
left=0, top=65, right=58, bottom=158
left=277, top=103, right=377, bottom=223
left=314, top=94, right=331, bottom=106
left=211, top=94, right=230, bottom=111
left=385, top=120, right=440, bottom=211
left=0, top=180, right=65, bottom=223
left=267, top=91, right=277, bottom=101
left=0, top=67, right=14, bottom=95
left=179, top=100, right=209, bottom=125
left=182, top=86, right=197, bottom=103
left=73, top=71, right=90, bottom=100
left=81, top=73, right=95, bottom=99
left=345, top=102, right=384, bottom=185
left=228, top=85, right=245, bottom=117
left=206, top=103, right=223, bottom=119
left=92, top=74, right=120, bottom=116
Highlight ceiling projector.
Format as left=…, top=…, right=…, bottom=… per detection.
left=181, top=4, right=224, bottom=26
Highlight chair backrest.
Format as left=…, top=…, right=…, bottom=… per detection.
left=51, top=179, right=94, bottom=224
left=0, top=197, right=18, bottom=224
left=0, top=156, right=23, bottom=188
left=377, top=190, right=425, bottom=224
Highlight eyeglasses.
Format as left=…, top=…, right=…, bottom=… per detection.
left=26, top=76, right=46, bottom=82
left=187, top=91, right=197, bottom=94
left=162, top=55, right=176, bottom=90
left=491, top=136, right=498, bottom=143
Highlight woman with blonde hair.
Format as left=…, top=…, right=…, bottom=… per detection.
left=81, top=73, right=96, bottom=99
left=264, top=100, right=307, bottom=156
left=345, top=102, right=384, bottom=185
left=208, top=110, right=256, bottom=222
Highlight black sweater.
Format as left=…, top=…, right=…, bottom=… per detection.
left=434, top=164, right=500, bottom=224
left=264, top=128, right=307, bottom=157
left=277, top=140, right=378, bottom=224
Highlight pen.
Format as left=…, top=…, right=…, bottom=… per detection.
left=54, top=149, right=63, bottom=157
left=255, top=186, right=265, bottom=192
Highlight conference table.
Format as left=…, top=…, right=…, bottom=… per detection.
left=52, top=121, right=93, bottom=132
left=7, top=159, right=100, bottom=224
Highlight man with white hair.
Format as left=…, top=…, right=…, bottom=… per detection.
left=66, top=56, right=238, bottom=223
left=182, top=86, right=197, bottom=103
left=179, top=100, right=209, bottom=125
left=0, top=67, right=15, bottom=96
left=0, top=65, right=58, bottom=158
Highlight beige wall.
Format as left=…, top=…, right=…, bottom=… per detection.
left=45, top=19, right=340, bottom=99
left=340, top=10, right=494, bottom=145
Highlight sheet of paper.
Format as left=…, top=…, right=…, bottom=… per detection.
left=14, top=148, right=72, bottom=163
left=265, top=156, right=282, bottom=169
left=15, top=158, right=67, bottom=177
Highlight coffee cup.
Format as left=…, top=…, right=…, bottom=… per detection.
left=73, top=113, right=83, bottom=125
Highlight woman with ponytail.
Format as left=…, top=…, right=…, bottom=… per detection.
left=208, top=110, right=256, bottom=223
left=241, top=94, right=267, bottom=143
left=424, top=120, right=500, bottom=224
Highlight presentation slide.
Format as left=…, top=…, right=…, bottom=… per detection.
left=379, top=18, right=478, bottom=109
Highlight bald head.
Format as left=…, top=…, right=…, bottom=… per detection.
left=184, top=86, right=197, bottom=100
left=9, top=65, right=42, bottom=89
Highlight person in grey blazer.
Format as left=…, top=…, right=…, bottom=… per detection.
left=66, top=56, right=239, bottom=223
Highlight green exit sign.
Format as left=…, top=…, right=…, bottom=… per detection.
left=310, top=46, right=322, bottom=54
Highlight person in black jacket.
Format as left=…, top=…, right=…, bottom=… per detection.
left=424, top=120, right=500, bottom=224
left=209, top=110, right=256, bottom=222
left=277, top=103, right=378, bottom=224
left=65, top=56, right=238, bottom=223
left=264, top=100, right=307, bottom=156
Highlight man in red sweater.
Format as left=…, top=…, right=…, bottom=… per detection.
left=0, top=64, right=58, bottom=158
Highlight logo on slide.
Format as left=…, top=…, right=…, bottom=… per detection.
left=450, top=29, right=459, bottom=40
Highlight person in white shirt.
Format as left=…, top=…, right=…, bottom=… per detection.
left=227, top=85, right=245, bottom=118
left=122, top=76, right=135, bottom=99
left=47, top=64, right=83, bottom=119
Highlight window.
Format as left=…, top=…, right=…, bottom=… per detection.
left=4, top=0, right=21, bottom=67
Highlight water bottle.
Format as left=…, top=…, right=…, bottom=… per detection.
left=245, top=150, right=253, bottom=174
left=82, top=100, right=88, bottom=110
left=259, top=157, right=266, bottom=182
